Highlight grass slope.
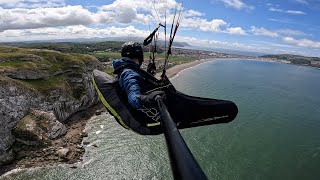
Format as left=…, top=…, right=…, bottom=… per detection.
left=0, top=46, right=100, bottom=97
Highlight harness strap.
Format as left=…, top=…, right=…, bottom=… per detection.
left=113, top=64, right=167, bottom=87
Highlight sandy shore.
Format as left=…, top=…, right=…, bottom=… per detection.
left=157, top=58, right=216, bottom=79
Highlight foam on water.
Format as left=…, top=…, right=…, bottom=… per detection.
left=2, top=59, right=320, bottom=180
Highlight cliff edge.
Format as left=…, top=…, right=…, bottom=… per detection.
left=0, top=46, right=102, bottom=166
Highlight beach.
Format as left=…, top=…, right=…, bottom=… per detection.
left=157, top=58, right=215, bottom=79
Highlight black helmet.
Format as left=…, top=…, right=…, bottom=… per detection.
left=121, top=41, right=144, bottom=65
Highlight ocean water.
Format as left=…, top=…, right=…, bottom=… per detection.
left=1, top=59, right=320, bottom=180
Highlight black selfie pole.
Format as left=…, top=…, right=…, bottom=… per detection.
left=156, top=96, right=208, bottom=180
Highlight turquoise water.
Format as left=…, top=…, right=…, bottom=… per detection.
left=1, top=59, right=320, bottom=180
left=171, top=59, right=320, bottom=180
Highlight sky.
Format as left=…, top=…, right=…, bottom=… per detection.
left=0, top=0, right=319, bottom=57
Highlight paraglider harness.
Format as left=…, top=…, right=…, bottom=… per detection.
left=93, top=63, right=175, bottom=135
left=94, top=59, right=237, bottom=179
left=112, top=63, right=173, bottom=135
left=93, top=2, right=238, bottom=179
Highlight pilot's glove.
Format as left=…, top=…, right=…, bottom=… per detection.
left=139, top=91, right=166, bottom=106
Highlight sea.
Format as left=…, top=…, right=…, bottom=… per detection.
left=1, top=59, right=320, bottom=180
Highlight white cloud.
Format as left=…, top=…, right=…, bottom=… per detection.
left=283, top=37, right=320, bottom=48
left=181, top=18, right=227, bottom=32
left=205, top=40, right=303, bottom=54
left=98, top=0, right=178, bottom=23
left=97, top=4, right=139, bottom=24
left=1, top=24, right=318, bottom=56
left=199, top=39, right=286, bottom=54
left=251, top=27, right=309, bottom=37
left=175, top=36, right=262, bottom=52
left=268, top=18, right=296, bottom=24
left=0, top=0, right=20, bottom=3
left=226, top=27, right=246, bottom=35
left=218, top=0, right=254, bottom=10
left=0, top=0, right=65, bottom=8
left=0, top=25, right=245, bottom=53
left=0, top=6, right=95, bottom=32
left=276, top=29, right=307, bottom=36
left=0, top=3, right=159, bottom=32
left=185, top=10, right=205, bottom=17
left=0, top=25, right=150, bottom=42
left=268, top=7, right=306, bottom=15
left=268, top=7, right=283, bottom=12
left=0, top=0, right=185, bottom=32
left=174, top=36, right=308, bottom=55
left=286, top=10, right=306, bottom=15
left=101, top=0, right=178, bottom=12
left=0, top=0, right=233, bottom=35
left=251, top=26, right=278, bottom=37
left=252, top=40, right=298, bottom=48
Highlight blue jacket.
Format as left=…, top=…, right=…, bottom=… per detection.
left=113, top=57, right=144, bottom=109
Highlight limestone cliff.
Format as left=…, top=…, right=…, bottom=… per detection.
left=0, top=46, right=102, bottom=165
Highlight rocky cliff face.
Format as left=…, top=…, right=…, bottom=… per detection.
left=53, top=72, right=98, bottom=122
left=0, top=46, right=102, bottom=165
left=0, top=77, right=39, bottom=165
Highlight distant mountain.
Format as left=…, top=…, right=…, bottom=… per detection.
left=184, top=46, right=267, bottom=56
left=2, top=41, right=125, bottom=54
left=173, top=41, right=191, bottom=47
left=0, top=36, right=191, bottom=48
left=154, top=40, right=190, bottom=47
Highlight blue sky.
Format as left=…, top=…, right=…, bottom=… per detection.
left=0, top=0, right=319, bottom=57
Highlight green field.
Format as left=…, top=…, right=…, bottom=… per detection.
left=93, top=51, right=122, bottom=60
left=93, top=51, right=194, bottom=64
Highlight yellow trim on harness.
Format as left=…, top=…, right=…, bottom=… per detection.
left=92, top=78, right=131, bottom=130
left=147, top=122, right=161, bottom=127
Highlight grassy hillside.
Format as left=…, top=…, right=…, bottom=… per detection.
left=4, top=41, right=124, bottom=54
left=3, top=42, right=193, bottom=63
left=0, top=42, right=196, bottom=82
left=92, top=51, right=194, bottom=62
left=0, top=46, right=101, bottom=98
left=261, top=54, right=320, bottom=66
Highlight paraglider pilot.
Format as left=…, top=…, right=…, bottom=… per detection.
left=112, top=41, right=165, bottom=109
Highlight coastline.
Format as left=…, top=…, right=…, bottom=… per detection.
left=157, top=58, right=216, bottom=79
left=163, top=57, right=320, bottom=79
left=1, top=56, right=318, bottom=178
left=0, top=58, right=215, bottom=177
left=0, top=103, right=106, bottom=177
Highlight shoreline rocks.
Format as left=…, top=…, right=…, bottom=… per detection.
left=0, top=72, right=99, bottom=166
left=0, top=48, right=102, bottom=168
left=0, top=103, right=105, bottom=176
